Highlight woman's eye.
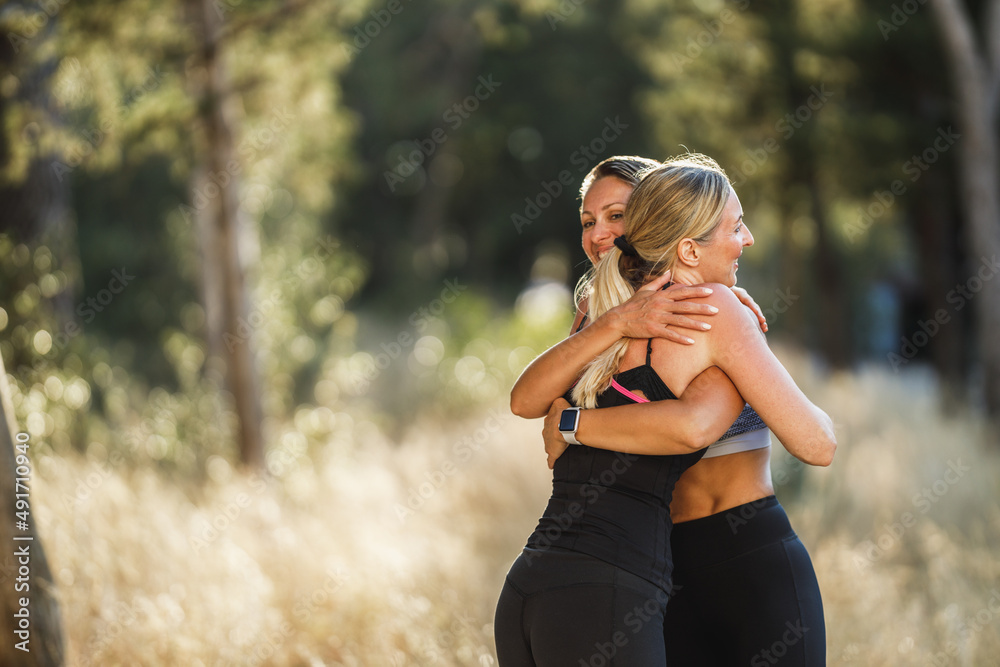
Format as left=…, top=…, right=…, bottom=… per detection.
left=610, top=213, right=623, bottom=220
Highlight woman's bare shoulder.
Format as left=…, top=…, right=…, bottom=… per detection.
left=665, top=282, right=742, bottom=310
left=685, top=283, right=760, bottom=332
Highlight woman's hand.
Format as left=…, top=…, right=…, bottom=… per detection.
left=511, top=271, right=725, bottom=419
left=607, top=271, right=718, bottom=344
left=543, top=398, right=572, bottom=469
left=731, top=286, right=768, bottom=333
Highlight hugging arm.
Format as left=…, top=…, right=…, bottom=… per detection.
left=704, top=287, right=837, bottom=466
left=542, top=366, right=745, bottom=468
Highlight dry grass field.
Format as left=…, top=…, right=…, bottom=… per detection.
left=28, top=348, right=1000, bottom=666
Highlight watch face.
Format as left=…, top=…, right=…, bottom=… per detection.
left=559, top=409, right=579, bottom=432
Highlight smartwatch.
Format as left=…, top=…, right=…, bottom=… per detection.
left=558, top=407, right=582, bottom=445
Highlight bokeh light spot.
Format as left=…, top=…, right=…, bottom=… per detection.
left=454, top=355, right=486, bottom=387
left=507, top=127, right=543, bottom=161
left=33, top=330, right=52, bottom=355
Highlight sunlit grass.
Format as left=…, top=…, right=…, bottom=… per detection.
left=33, top=347, right=1000, bottom=665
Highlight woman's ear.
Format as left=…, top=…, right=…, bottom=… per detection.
left=676, top=238, right=700, bottom=267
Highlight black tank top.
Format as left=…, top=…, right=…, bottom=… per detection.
left=525, top=339, right=705, bottom=591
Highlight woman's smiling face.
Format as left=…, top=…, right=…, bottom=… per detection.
left=580, top=177, right=634, bottom=265
left=697, top=188, right=754, bottom=287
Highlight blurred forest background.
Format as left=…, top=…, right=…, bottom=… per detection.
left=1, top=0, right=1000, bottom=665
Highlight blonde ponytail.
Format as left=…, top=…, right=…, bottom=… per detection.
left=571, top=154, right=731, bottom=409
left=571, top=246, right=637, bottom=408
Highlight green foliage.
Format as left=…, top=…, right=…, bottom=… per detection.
left=0, top=0, right=374, bottom=467
left=0, top=0, right=983, bottom=461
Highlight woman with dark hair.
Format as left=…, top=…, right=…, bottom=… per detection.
left=495, top=154, right=834, bottom=666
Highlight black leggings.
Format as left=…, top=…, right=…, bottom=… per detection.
left=662, top=496, right=826, bottom=666
left=495, top=547, right=671, bottom=666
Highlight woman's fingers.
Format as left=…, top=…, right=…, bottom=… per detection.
left=546, top=446, right=566, bottom=469
left=543, top=398, right=572, bottom=468
left=612, top=279, right=721, bottom=339
left=657, top=328, right=697, bottom=345
left=661, top=284, right=714, bottom=301
left=661, top=313, right=712, bottom=332
left=731, top=286, right=768, bottom=332
left=648, top=297, right=718, bottom=315
left=545, top=439, right=568, bottom=469
left=622, top=289, right=716, bottom=315
left=636, top=269, right=673, bottom=293
left=617, top=306, right=715, bottom=339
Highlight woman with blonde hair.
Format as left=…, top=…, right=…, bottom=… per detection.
left=495, top=154, right=834, bottom=665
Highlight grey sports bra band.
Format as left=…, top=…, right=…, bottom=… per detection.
left=702, top=424, right=771, bottom=458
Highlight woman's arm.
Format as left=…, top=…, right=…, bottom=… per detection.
left=542, top=366, right=745, bottom=467
left=510, top=272, right=717, bottom=418
left=702, top=287, right=836, bottom=466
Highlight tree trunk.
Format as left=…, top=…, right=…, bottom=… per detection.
left=911, top=170, right=967, bottom=408
left=0, top=354, right=66, bottom=666
left=809, top=172, right=851, bottom=368
left=776, top=199, right=807, bottom=341
left=930, top=0, right=1000, bottom=425
left=187, top=0, right=266, bottom=468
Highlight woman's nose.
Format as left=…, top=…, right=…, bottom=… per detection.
left=593, top=222, right=614, bottom=241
